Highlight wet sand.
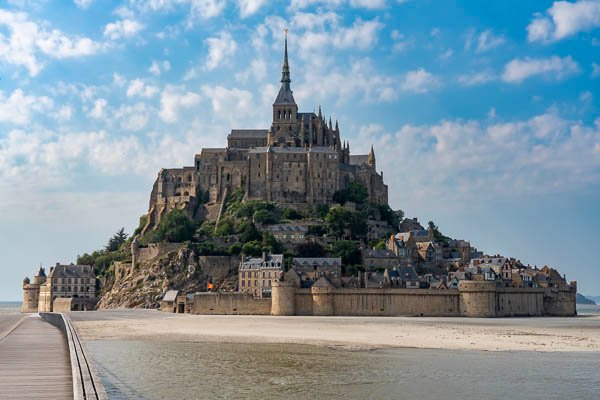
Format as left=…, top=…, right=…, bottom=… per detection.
left=71, top=310, right=600, bottom=352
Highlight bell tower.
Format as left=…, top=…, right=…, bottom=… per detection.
left=269, top=29, right=299, bottom=147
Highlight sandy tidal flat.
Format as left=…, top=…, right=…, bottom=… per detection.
left=70, top=310, right=600, bottom=352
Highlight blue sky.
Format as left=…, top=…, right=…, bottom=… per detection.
left=1, top=0, right=600, bottom=300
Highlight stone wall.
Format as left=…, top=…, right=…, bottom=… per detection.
left=496, top=288, right=544, bottom=317
left=136, top=243, right=183, bottom=265
left=53, top=297, right=98, bottom=312
left=190, top=292, right=271, bottom=315
left=543, top=286, right=577, bottom=316
left=198, top=256, right=239, bottom=280
left=271, top=280, right=576, bottom=317
left=278, top=285, right=460, bottom=317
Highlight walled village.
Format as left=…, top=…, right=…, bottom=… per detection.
left=22, top=34, right=576, bottom=318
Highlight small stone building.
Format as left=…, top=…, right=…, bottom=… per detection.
left=22, top=264, right=98, bottom=312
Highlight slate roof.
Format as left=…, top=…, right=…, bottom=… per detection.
left=349, top=155, right=369, bottom=165
left=362, top=249, right=396, bottom=258
left=48, top=264, right=94, bottom=279
left=396, top=266, right=419, bottom=281
left=313, top=276, right=333, bottom=287
left=248, top=146, right=338, bottom=154
left=227, top=129, right=268, bottom=139
left=292, top=258, right=342, bottom=268
left=267, top=224, right=308, bottom=232
left=274, top=85, right=296, bottom=105
left=240, top=254, right=284, bottom=270
left=163, top=290, right=179, bottom=302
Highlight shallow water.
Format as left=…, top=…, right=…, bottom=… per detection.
left=0, top=301, right=21, bottom=315
left=87, top=340, right=600, bottom=400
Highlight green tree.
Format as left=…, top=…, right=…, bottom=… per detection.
left=295, top=242, right=326, bottom=257
left=242, top=241, right=263, bottom=257
left=240, top=221, right=261, bottom=243
left=214, top=218, right=235, bottom=237
left=325, top=206, right=354, bottom=238
left=262, top=232, right=283, bottom=254
left=253, top=209, right=277, bottom=225
left=325, top=206, right=368, bottom=239
left=282, top=207, right=303, bottom=220
left=332, top=182, right=369, bottom=205
left=227, top=243, right=243, bottom=255
left=106, top=228, right=128, bottom=252
left=330, top=241, right=362, bottom=266
left=154, top=209, right=197, bottom=243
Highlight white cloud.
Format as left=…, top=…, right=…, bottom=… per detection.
left=288, top=0, right=386, bottom=10
left=113, top=73, right=127, bottom=87
left=401, top=68, right=440, bottom=93
left=333, top=19, right=383, bottom=49
left=235, top=58, right=267, bottom=83
left=349, top=0, right=386, bottom=9
left=527, top=0, right=600, bottom=43
left=580, top=90, right=593, bottom=103
left=439, top=48, right=453, bottom=60
left=0, top=10, right=102, bottom=76
left=54, top=105, right=73, bottom=122
left=0, top=89, right=53, bottom=125
left=114, top=103, right=151, bottom=131
left=354, top=112, right=600, bottom=208
left=457, top=71, right=496, bottom=86
left=159, top=85, right=201, bottom=123
left=204, top=31, right=237, bottom=70
left=74, top=0, right=93, bottom=9
left=201, top=85, right=255, bottom=126
left=126, top=79, right=159, bottom=98
left=149, top=59, right=171, bottom=75
left=465, top=29, right=505, bottom=52
left=475, top=29, right=505, bottom=52
left=390, top=30, right=413, bottom=52
left=238, top=0, right=268, bottom=17
left=88, top=98, right=107, bottom=119
left=295, top=59, right=398, bottom=105
left=130, top=0, right=226, bottom=25
left=502, top=56, right=580, bottom=83
left=103, top=19, right=144, bottom=40
left=592, top=62, right=600, bottom=78
left=189, top=0, right=226, bottom=20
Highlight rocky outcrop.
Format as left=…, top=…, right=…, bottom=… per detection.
left=98, top=244, right=237, bottom=309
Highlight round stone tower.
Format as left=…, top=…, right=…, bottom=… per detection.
left=271, top=280, right=296, bottom=316
left=458, top=280, right=497, bottom=317
left=21, top=276, right=39, bottom=313
left=32, top=266, right=46, bottom=286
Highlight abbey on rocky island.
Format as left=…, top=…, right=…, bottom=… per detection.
left=145, top=33, right=387, bottom=231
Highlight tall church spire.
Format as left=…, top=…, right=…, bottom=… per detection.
left=281, top=28, right=291, bottom=88
left=273, top=29, right=296, bottom=106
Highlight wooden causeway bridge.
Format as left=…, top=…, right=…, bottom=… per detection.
left=0, top=314, right=106, bottom=400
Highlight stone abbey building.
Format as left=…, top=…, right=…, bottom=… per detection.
left=145, top=34, right=388, bottom=229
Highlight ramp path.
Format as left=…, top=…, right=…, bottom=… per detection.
left=0, top=315, right=73, bottom=400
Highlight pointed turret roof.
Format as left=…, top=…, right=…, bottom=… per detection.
left=368, top=144, right=376, bottom=167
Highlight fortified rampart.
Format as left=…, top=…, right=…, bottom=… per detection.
left=190, top=292, right=271, bottom=315
left=267, top=280, right=577, bottom=317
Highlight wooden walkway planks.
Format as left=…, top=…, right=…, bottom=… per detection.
left=0, top=316, right=73, bottom=400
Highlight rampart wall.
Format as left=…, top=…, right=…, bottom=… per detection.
left=191, top=292, right=271, bottom=315
left=269, top=280, right=576, bottom=317
left=181, top=281, right=576, bottom=317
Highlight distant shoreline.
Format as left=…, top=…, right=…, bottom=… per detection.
left=71, top=309, right=600, bottom=353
